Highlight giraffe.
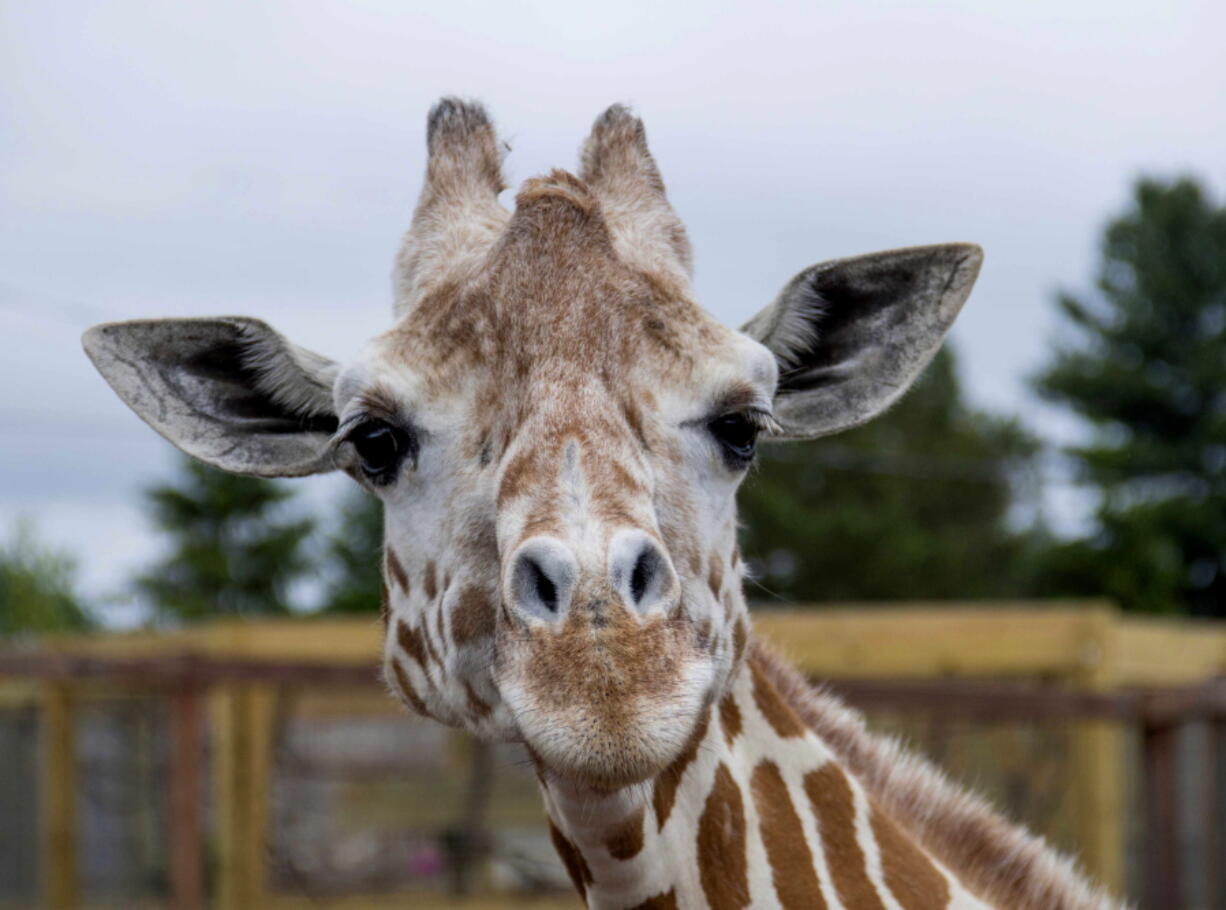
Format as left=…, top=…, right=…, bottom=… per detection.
left=83, top=99, right=1121, bottom=910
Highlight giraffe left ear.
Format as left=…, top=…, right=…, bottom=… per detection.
left=83, top=316, right=341, bottom=477
left=741, top=243, right=982, bottom=440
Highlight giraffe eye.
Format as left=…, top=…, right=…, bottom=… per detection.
left=349, top=419, right=414, bottom=483
left=708, top=412, right=759, bottom=468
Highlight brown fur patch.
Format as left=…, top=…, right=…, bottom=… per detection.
left=751, top=760, right=827, bottom=910
left=627, top=889, right=678, bottom=910
left=697, top=763, right=750, bottom=910
left=653, top=710, right=710, bottom=831
left=549, top=819, right=593, bottom=900
left=433, top=599, right=448, bottom=656
left=396, top=620, right=427, bottom=669
left=420, top=620, right=443, bottom=670
left=423, top=560, right=438, bottom=601
left=872, top=807, right=950, bottom=910
left=452, top=585, right=495, bottom=646
left=708, top=552, right=724, bottom=598
left=604, top=807, right=646, bottom=861
left=384, top=547, right=410, bottom=592
left=718, top=691, right=743, bottom=747
left=379, top=582, right=390, bottom=631
left=803, top=763, right=885, bottom=910
left=464, top=681, right=492, bottom=719
left=696, top=618, right=712, bottom=650
left=519, top=506, right=565, bottom=543
left=390, top=660, right=433, bottom=720
left=750, top=655, right=806, bottom=738
left=497, top=448, right=537, bottom=507
left=732, top=616, right=747, bottom=665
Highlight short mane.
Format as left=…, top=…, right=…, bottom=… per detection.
left=749, top=639, right=1123, bottom=910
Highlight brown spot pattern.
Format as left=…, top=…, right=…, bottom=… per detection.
left=396, top=620, right=428, bottom=669
left=751, top=760, right=827, bottom=910
left=464, top=681, right=492, bottom=719
left=423, top=561, right=438, bottom=600
left=804, top=763, right=886, bottom=910
left=653, top=710, right=709, bottom=831
left=433, top=600, right=448, bottom=655
left=604, top=807, right=645, bottom=861
left=390, top=660, right=433, bottom=720
left=718, top=692, right=743, bottom=747
left=627, top=889, right=678, bottom=910
left=696, top=618, right=712, bottom=650
left=549, top=820, right=592, bottom=900
left=697, top=763, right=750, bottom=910
left=385, top=547, right=409, bottom=592
left=872, top=807, right=950, bottom=910
left=707, top=552, right=724, bottom=598
left=379, top=582, right=390, bottom=631
left=732, top=617, right=747, bottom=665
left=421, top=622, right=443, bottom=670
left=452, top=585, right=495, bottom=646
left=750, top=656, right=806, bottom=738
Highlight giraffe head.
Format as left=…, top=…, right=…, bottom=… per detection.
left=84, top=100, right=980, bottom=791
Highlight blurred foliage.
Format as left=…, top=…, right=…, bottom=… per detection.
left=738, top=347, right=1041, bottom=602
left=0, top=520, right=91, bottom=637
left=136, top=457, right=314, bottom=621
left=319, top=488, right=384, bottom=614
left=1032, top=177, right=1226, bottom=615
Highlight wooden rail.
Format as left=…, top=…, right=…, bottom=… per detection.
left=3, top=604, right=1226, bottom=907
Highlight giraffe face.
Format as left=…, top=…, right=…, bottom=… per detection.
left=83, top=98, right=981, bottom=794
left=341, top=182, right=776, bottom=787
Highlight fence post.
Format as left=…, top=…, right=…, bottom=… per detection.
left=213, top=684, right=275, bottom=910
left=1208, top=713, right=1225, bottom=910
left=168, top=685, right=204, bottom=910
left=1068, top=609, right=1125, bottom=898
left=1142, top=718, right=1181, bottom=908
left=41, top=682, right=78, bottom=910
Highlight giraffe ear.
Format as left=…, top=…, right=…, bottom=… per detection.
left=83, top=316, right=340, bottom=477
left=742, top=243, right=982, bottom=439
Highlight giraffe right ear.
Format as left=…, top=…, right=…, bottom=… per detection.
left=741, top=243, right=982, bottom=440
left=83, top=317, right=340, bottom=477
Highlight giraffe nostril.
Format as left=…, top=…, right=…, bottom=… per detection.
left=509, top=538, right=577, bottom=622
left=630, top=547, right=656, bottom=606
left=610, top=530, right=674, bottom=614
left=528, top=558, right=559, bottom=613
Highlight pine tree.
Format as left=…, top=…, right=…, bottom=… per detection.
left=319, top=488, right=384, bottom=614
left=738, top=347, right=1040, bottom=603
left=1033, top=177, right=1226, bottom=615
left=0, top=520, right=91, bottom=637
left=136, top=457, right=314, bottom=621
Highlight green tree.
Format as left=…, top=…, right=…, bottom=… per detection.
left=0, top=520, right=91, bottom=637
left=1032, top=177, right=1226, bottom=615
left=739, top=347, right=1040, bottom=603
left=319, top=488, right=384, bottom=614
left=136, top=457, right=315, bottom=621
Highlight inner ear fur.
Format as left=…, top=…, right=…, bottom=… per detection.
left=83, top=316, right=340, bottom=478
left=742, top=243, right=983, bottom=440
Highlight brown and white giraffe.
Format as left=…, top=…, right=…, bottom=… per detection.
left=84, top=99, right=1121, bottom=910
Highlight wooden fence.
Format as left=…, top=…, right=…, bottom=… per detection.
left=2, top=600, right=1225, bottom=908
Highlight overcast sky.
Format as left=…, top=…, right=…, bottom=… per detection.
left=2, top=0, right=1223, bottom=622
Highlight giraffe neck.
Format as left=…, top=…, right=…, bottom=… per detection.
left=540, top=645, right=990, bottom=910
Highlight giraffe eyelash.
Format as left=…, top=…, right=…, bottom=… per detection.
left=742, top=408, right=782, bottom=437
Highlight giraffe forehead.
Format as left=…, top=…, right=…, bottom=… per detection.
left=374, top=191, right=732, bottom=389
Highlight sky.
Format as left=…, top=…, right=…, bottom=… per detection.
left=1, top=0, right=1223, bottom=623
